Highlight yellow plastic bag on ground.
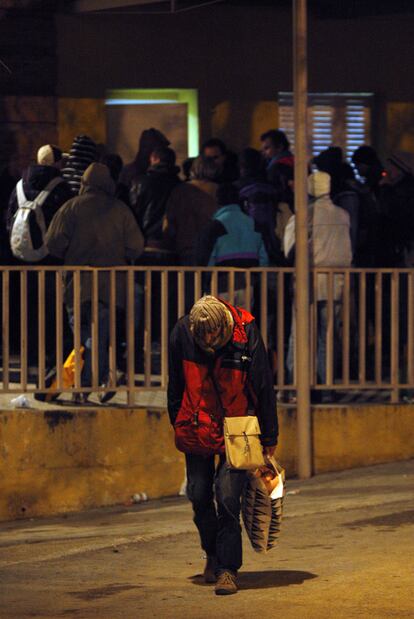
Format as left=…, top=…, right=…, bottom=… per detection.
left=61, top=347, right=85, bottom=388
left=45, top=347, right=85, bottom=401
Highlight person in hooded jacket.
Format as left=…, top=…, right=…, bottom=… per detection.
left=6, top=145, right=73, bottom=380
left=168, top=295, right=278, bottom=595
left=132, top=145, right=181, bottom=349
left=195, top=183, right=268, bottom=307
left=61, top=135, right=97, bottom=196
left=163, top=155, right=219, bottom=266
left=313, top=147, right=359, bottom=261
left=260, top=129, right=294, bottom=207
left=133, top=145, right=181, bottom=264
left=284, top=171, right=352, bottom=401
left=236, top=147, right=283, bottom=265
left=7, top=144, right=73, bottom=256
left=46, top=163, right=144, bottom=400
left=236, top=147, right=286, bottom=378
left=120, top=128, right=170, bottom=214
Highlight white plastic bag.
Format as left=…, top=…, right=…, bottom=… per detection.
left=10, top=395, right=31, bottom=408
left=241, top=456, right=285, bottom=553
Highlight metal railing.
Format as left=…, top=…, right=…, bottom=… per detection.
left=0, top=265, right=413, bottom=403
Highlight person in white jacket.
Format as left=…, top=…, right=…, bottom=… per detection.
left=284, top=170, right=352, bottom=399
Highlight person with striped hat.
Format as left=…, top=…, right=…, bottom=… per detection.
left=168, top=295, right=278, bottom=595
left=62, top=135, right=97, bottom=196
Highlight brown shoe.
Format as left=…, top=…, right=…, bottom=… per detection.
left=214, top=571, right=238, bottom=595
left=203, top=555, right=216, bottom=583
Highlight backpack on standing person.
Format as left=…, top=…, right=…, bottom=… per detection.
left=10, top=177, right=63, bottom=262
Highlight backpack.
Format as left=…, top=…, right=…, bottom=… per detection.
left=10, top=177, right=63, bottom=262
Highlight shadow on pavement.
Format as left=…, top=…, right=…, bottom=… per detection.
left=342, top=509, right=414, bottom=530
left=239, top=570, right=318, bottom=589
left=190, top=570, right=317, bottom=589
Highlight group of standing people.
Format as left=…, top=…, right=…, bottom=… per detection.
left=1, top=126, right=414, bottom=398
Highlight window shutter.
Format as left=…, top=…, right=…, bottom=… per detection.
left=278, top=93, right=373, bottom=161
left=310, top=103, right=333, bottom=157
left=345, top=99, right=370, bottom=161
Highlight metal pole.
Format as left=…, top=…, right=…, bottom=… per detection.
left=293, top=0, right=312, bottom=478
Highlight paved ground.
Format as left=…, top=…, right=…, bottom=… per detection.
left=0, top=460, right=413, bottom=619
left=0, top=381, right=398, bottom=411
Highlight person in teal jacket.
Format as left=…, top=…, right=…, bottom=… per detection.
left=196, top=183, right=268, bottom=304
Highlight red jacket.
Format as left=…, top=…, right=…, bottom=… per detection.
left=168, top=301, right=278, bottom=456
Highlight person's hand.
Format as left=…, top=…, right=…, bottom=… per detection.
left=262, top=444, right=277, bottom=457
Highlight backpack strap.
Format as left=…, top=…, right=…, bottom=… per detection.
left=33, top=176, right=64, bottom=209
left=15, top=176, right=63, bottom=211
left=16, top=179, right=27, bottom=207
left=32, top=177, right=64, bottom=238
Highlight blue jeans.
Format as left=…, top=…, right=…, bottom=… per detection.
left=316, top=301, right=342, bottom=384
left=287, top=300, right=342, bottom=385
left=185, top=453, right=247, bottom=575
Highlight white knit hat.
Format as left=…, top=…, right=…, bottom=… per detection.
left=308, top=170, right=331, bottom=197
left=189, top=296, right=234, bottom=353
left=37, top=144, right=62, bottom=166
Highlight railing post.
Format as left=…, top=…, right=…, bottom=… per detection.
left=2, top=270, right=10, bottom=390
left=294, top=0, right=312, bottom=479
left=390, top=270, right=400, bottom=403
left=55, top=269, right=64, bottom=390
left=37, top=269, right=46, bottom=390
left=126, top=268, right=135, bottom=406
left=20, top=270, right=28, bottom=391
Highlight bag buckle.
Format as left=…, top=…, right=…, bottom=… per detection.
left=243, top=431, right=250, bottom=455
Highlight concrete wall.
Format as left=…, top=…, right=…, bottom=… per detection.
left=0, top=407, right=184, bottom=521
left=0, top=404, right=413, bottom=522
left=2, top=6, right=414, bottom=174
left=55, top=6, right=414, bottom=153
left=2, top=94, right=414, bottom=179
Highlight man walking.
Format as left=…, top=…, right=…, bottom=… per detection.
left=167, top=295, right=278, bottom=595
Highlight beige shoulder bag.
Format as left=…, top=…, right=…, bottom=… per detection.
left=209, top=363, right=265, bottom=470
left=223, top=415, right=266, bottom=469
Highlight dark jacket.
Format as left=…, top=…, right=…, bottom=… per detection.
left=134, top=162, right=181, bottom=248
left=45, top=163, right=144, bottom=309
left=377, top=174, right=414, bottom=267
left=266, top=151, right=294, bottom=206
left=167, top=301, right=278, bottom=454
left=7, top=165, right=73, bottom=263
left=333, top=188, right=359, bottom=261
left=237, top=176, right=283, bottom=264
left=0, top=168, right=18, bottom=264
left=164, top=181, right=217, bottom=263
left=349, top=180, right=381, bottom=267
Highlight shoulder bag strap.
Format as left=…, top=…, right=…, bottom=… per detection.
left=207, top=366, right=226, bottom=422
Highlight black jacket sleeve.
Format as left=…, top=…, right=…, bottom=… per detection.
left=195, top=219, right=226, bottom=265
left=246, top=320, right=278, bottom=446
left=6, top=188, right=17, bottom=233
left=167, top=320, right=186, bottom=425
